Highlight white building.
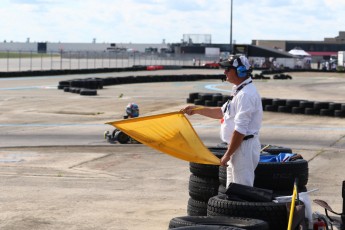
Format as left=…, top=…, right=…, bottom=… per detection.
left=0, top=41, right=169, bottom=53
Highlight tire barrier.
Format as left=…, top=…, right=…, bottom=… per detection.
left=254, top=159, right=309, bottom=191
left=170, top=226, right=245, bottom=230
left=173, top=144, right=309, bottom=229
left=58, top=74, right=225, bottom=96
left=168, top=216, right=269, bottom=230
left=217, top=161, right=308, bottom=196
left=187, top=147, right=225, bottom=216
left=79, top=89, right=97, bottom=96
left=0, top=66, right=149, bottom=78
left=216, top=143, right=308, bottom=197
left=207, top=194, right=291, bottom=230
left=252, top=74, right=271, bottom=80
left=186, top=93, right=345, bottom=118
left=272, top=74, right=292, bottom=80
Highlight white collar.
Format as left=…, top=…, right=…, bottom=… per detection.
left=233, top=78, right=252, bottom=90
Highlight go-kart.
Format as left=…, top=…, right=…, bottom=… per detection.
left=104, top=128, right=140, bottom=144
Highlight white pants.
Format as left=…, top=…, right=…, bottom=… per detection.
left=226, top=136, right=260, bottom=187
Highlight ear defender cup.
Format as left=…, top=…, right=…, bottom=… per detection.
left=236, top=65, right=248, bottom=78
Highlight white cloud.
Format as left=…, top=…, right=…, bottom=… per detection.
left=1, top=0, right=345, bottom=44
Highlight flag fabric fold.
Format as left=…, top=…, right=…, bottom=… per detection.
left=106, top=111, right=220, bottom=165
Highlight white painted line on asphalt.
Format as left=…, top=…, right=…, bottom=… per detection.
left=204, top=83, right=232, bottom=93
left=0, top=86, right=57, bottom=90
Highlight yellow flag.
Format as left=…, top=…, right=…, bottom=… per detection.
left=106, top=111, right=220, bottom=165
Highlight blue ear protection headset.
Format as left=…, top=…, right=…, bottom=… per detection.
left=234, top=57, right=248, bottom=78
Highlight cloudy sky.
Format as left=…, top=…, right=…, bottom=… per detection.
left=1, top=0, right=345, bottom=44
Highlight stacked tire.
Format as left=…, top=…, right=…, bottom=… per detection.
left=58, top=79, right=99, bottom=96
left=187, top=93, right=226, bottom=107
left=262, top=98, right=345, bottom=118
left=187, top=148, right=225, bottom=216
left=209, top=145, right=309, bottom=230
left=168, top=216, right=269, bottom=230
left=188, top=93, right=345, bottom=118
left=207, top=195, right=289, bottom=230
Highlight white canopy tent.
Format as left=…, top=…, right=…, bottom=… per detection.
left=288, top=47, right=311, bottom=56
left=288, top=47, right=312, bottom=69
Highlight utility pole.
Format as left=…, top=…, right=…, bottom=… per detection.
left=230, top=0, right=233, bottom=54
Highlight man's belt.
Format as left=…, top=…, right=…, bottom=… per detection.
left=243, top=135, right=254, bottom=141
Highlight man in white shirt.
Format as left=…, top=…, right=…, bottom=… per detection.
left=182, top=55, right=262, bottom=187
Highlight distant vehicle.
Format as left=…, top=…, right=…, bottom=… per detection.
left=203, top=62, right=220, bottom=69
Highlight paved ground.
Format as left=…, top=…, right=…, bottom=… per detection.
left=0, top=69, right=344, bottom=229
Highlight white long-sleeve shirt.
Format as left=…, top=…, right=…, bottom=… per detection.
left=220, top=78, right=262, bottom=143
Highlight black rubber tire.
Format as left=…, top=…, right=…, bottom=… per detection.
left=187, top=197, right=208, bottom=216
left=80, top=89, right=97, bottom=96
left=198, top=93, right=213, bottom=101
left=264, top=105, right=278, bottom=112
left=189, top=174, right=219, bottom=202
left=58, top=80, right=71, bottom=87
left=272, top=99, right=286, bottom=106
left=261, top=98, right=273, bottom=110
left=219, top=159, right=307, bottom=192
left=212, top=95, right=223, bottom=103
left=189, top=162, right=219, bottom=178
left=320, top=109, right=334, bottom=117
left=169, top=215, right=269, bottom=230
left=314, top=101, right=330, bottom=110
left=335, top=110, right=345, bottom=118
left=189, top=93, right=200, bottom=103
left=208, top=147, right=226, bottom=159
left=286, top=99, right=300, bottom=107
left=305, top=108, right=319, bottom=115
left=186, top=98, right=193, bottom=104
left=189, top=93, right=199, bottom=101
left=329, top=103, right=342, bottom=110
left=171, top=225, right=245, bottom=230
left=272, top=74, right=280, bottom=79
left=115, top=131, right=130, bottom=144
left=261, top=98, right=273, bottom=106
left=194, top=99, right=204, bottom=105
left=70, top=88, right=78, bottom=93
left=277, top=106, right=292, bottom=113
left=217, top=101, right=224, bottom=107
left=254, top=159, right=308, bottom=190
left=205, top=100, right=217, bottom=107
left=260, top=144, right=292, bottom=154
left=291, top=107, right=305, bottom=114
left=207, top=194, right=288, bottom=230
left=299, top=101, right=314, bottom=108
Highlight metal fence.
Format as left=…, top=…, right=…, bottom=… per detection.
left=0, top=50, right=220, bottom=72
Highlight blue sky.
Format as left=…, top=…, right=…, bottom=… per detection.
left=1, top=0, right=345, bottom=44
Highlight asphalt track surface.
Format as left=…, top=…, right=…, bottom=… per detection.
left=1, top=69, right=345, bottom=229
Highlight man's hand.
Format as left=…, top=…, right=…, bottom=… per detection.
left=220, top=130, right=245, bottom=166
left=220, top=153, right=231, bottom=166
left=180, top=105, right=200, bottom=116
